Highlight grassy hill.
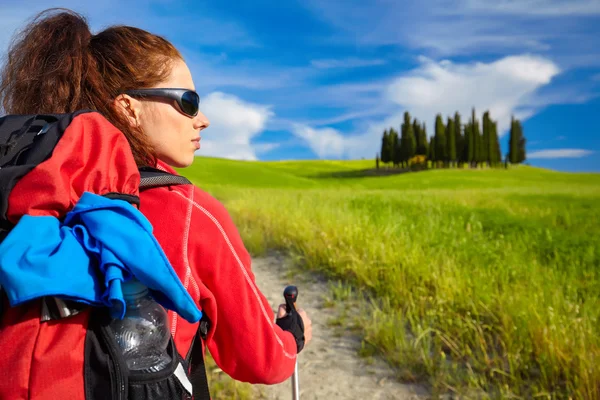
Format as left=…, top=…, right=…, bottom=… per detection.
left=178, top=157, right=600, bottom=399
left=183, top=156, right=600, bottom=191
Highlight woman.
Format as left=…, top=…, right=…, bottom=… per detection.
left=0, top=7, right=312, bottom=390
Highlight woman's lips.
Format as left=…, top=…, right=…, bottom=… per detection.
left=192, top=137, right=201, bottom=150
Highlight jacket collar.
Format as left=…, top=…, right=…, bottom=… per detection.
left=155, top=159, right=179, bottom=174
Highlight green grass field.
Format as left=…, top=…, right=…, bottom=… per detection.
left=179, top=157, right=600, bottom=399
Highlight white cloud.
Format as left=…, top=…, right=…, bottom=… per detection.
left=300, top=107, right=392, bottom=127
left=291, top=124, right=347, bottom=158
left=311, top=58, right=386, bottom=69
left=252, top=142, right=281, bottom=154
left=528, top=149, right=595, bottom=159
left=461, top=0, right=600, bottom=16
left=291, top=111, right=405, bottom=160
left=302, top=0, right=600, bottom=65
left=197, top=92, right=273, bottom=161
left=293, top=54, right=561, bottom=159
left=386, top=54, right=560, bottom=136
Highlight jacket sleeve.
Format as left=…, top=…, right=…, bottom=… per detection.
left=185, top=186, right=298, bottom=384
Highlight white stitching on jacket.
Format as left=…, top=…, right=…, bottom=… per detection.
left=173, top=190, right=296, bottom=360
left=170, top=184, right=197, bottom=338
left=183, top=185, right=201, bottom=300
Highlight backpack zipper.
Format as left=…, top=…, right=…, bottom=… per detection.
left=101, top=325, right=126, bottom=400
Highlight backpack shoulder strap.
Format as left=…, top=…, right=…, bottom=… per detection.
left=188, top=314, right=211, bottom=400
left=138, top=166, right=191, bottom=191
left=139, top=166, right=209, bottom=397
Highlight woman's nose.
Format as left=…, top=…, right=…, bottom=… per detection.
left=194, top=111, right=210, bottom=130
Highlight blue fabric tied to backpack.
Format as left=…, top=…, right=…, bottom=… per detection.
left=0, top=191, right=202, bottom=323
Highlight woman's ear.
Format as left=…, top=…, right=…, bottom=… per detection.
left=113, top=94, right=142, bottom=128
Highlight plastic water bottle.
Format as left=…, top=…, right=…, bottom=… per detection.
left=109, top=278, right=172, bottom=373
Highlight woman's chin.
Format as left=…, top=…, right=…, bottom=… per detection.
left=181, top=152, right=197, bottom=168
left=159, top=153, right=195, bottom=169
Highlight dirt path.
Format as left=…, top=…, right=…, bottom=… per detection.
left=251, top=253, right=428, bottom=400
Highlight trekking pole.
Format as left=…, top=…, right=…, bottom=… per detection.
left=283, top=285, right=300, bottom=400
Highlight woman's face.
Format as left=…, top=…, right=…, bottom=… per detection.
left=134, top=59, right=210, bottom=168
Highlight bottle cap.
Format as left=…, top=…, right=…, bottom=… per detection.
left=122, top=277, right=149, bottom=298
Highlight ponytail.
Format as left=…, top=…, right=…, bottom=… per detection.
left=0, top=8, right=182, bottom=166
left=0, top=8, right=94, bottom=114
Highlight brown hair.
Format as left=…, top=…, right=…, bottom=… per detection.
left=0, top=8, right=182, bottom=166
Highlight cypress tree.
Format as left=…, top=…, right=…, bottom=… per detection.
left=465, top=116, right=474, bottom=166
left=488, top=115, right=500, bottom=166
left=482, top=111, right=491, bottom=166
left=428, top=135, right=436, bottom=166
left=517, top=119, right=526, bottom=163
left=407, top=120, right=416, bottom=163
left=493, top=121, right=501, bottom=166
left=435, top=114, right=446, bottom=165
left=446, top=116, right=456, bottom=166
left=508, top=116, right=519, bottom=164
left=464, top=119, right=473, bottom=164
left=454, top=112, right=463, bottom=167
left=399, top=112, right=415, bottom=166
left=413, top=119, right=421, bottom=155
left=461, top=121, right=471, bottom=163
left=475, top=124, right=482, bottom=165
left=381, top=129, right=389, bottom=164
left=471, top=108, right=480, bottom=166
left=418, top=122, right=428, bottom=156
left=399, top=123, right=407, bottom=167
left=389, top=127, right=400, bottom=167
left=399, top=116, right=406, bottom=166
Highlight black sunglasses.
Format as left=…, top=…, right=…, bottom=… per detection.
left=123, top=88, right=200, bottom=118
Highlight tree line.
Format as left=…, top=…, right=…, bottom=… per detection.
left=377, top=109, right=526, bottom=169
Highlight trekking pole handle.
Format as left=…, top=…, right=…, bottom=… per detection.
left=283, top=285, right=298, bottom=314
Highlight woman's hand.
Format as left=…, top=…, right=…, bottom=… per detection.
left=277, top=304, right=313, bottom=350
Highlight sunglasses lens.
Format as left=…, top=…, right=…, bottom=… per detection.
left=180, top=91, right=199, bottom=116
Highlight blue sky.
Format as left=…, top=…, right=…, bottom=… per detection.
left=2, top=0, right=599, bottom=172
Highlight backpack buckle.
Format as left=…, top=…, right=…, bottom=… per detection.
left=199, top=313, right=211, bottom=340
left=37, top=123, right=51, bottom=136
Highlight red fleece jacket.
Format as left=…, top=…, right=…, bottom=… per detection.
left=139, top=161, right=297, bottom=385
